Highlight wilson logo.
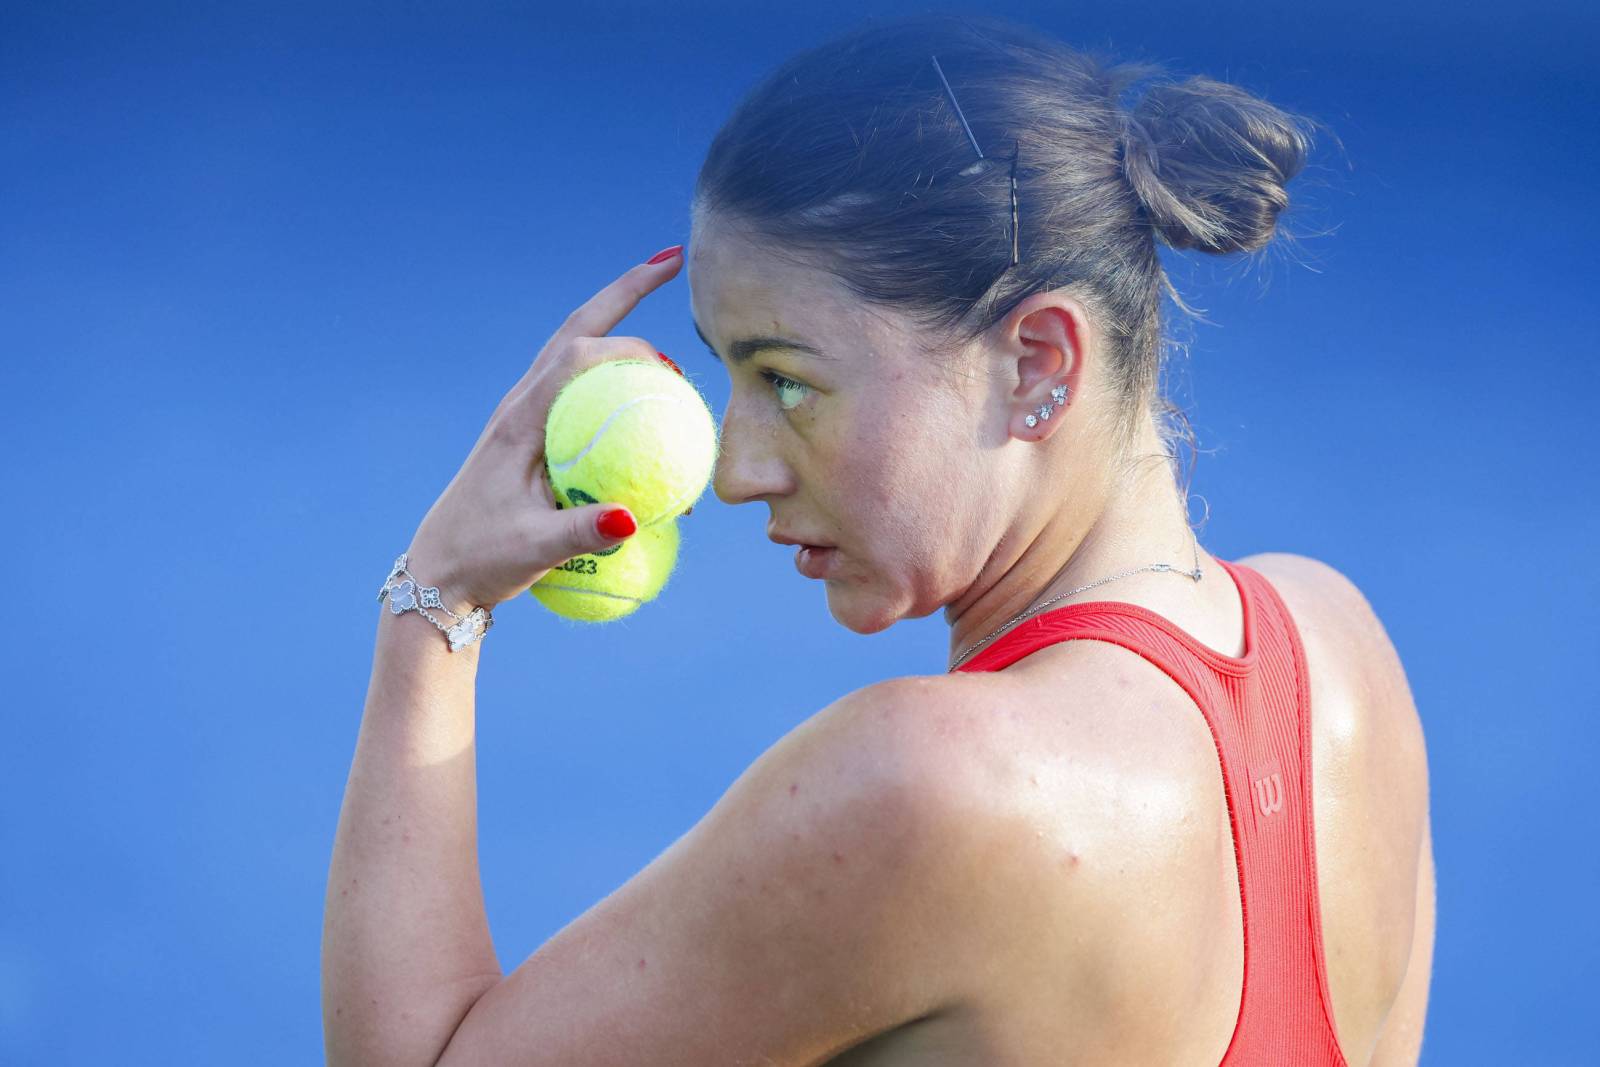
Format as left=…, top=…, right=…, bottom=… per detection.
left=1252, top=772, right=1284, bottom=817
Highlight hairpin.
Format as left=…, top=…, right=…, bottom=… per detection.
left=931, top=54, right=1020, bottom=267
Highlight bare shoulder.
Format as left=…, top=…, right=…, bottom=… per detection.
left=802, top=675, right=1029, bottom=822
left=1238, top=551, right=1425, bottom=743
left=1238, top=551, right=1386, bottom=644
left=785, top=677, right=1110, bottom=1021
left=1240, top=552, right=1434, bottom=1062
left=1237, top=550, right=1429, bottom=827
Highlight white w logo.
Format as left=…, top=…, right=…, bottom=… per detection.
left=1252, top=772, right=1284, bottom=817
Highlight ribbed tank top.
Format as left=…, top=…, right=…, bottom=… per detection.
left=952, top=557, right=1348, bottom=1065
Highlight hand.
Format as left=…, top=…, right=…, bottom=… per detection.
left=403, top=247, right=688, bottom=614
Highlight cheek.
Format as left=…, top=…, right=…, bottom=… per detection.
left=837, top=416, right=968, bottom=552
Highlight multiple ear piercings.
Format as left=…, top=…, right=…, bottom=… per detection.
left=1024, top=383, right=1070, bottom=429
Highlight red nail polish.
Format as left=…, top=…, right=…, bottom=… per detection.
left=656, top=351, right=684, bottom=377
left=645, top=245, right=683, bottom=265
left=597, top=508, right=637, bottom=539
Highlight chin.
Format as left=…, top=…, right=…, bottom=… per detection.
left=823, top=583, right=905, bottom=636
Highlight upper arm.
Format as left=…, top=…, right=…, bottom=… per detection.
left=433, top=679, right=984, bottom=1067
left=1368, top=812, right=1435, bottom=1066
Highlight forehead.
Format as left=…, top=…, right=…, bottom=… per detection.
left=687, top=217, right=860, bottom=345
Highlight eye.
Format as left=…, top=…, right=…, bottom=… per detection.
left=759, top=369, right=810, bottom=411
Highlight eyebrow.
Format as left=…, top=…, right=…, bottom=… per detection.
left=692, top=317, right=824, bottom=366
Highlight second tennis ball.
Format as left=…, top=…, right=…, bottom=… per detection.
left=544, top=359, right=718, bottom=529
left=529, top=514, right=681, bottom=622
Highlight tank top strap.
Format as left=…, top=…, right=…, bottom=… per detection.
left=952, top=558, right=1348, bottom=1063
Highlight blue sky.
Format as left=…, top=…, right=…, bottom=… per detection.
left=2, top=1, right=1596, bottom=1062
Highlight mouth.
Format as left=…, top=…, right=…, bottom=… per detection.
left=767, top=530, right=835, bottom=550
left=793, top=544, right=837, bottom=579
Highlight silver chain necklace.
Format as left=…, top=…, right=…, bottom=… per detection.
left=947, top=532, right=1203, bottom=672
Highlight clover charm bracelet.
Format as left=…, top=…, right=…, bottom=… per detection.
left=376, top=553, right=494, bottom=652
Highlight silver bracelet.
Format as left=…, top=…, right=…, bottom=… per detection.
left=376, top=553, right=494, bottom=652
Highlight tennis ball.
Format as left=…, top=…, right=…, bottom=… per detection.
left=543, top=359, right=718, bottom=528
left=528, top=516, right=681, bottom=622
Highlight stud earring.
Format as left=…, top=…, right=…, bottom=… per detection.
left=1024, top=383, right=1070, bottom=428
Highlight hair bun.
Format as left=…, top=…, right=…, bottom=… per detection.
left=1114, top=72, right=1316, bottom=254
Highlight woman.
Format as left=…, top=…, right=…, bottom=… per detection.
left=324, top=13, right=1434, bottom=1066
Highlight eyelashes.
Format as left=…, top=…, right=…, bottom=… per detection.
left=760, top=369, right=810, bottom=411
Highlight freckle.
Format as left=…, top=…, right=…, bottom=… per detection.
left=831, top=850, right=844, bottom=864
left=340, top=888, right=348, bottom=897
left=814, top=886, right=828, bottom=900
left=336, top=1008, right=342, bottom=1016
left=735, top=874, right=746, bottom=885
left=402, top=1010, right=412, bottom=1021
left=789, top=782, right=799, bottom=796
left=790, top=831, right=801, bottom=841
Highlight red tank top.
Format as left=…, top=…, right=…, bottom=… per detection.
left=952, top=557, right=1348, bottom=1065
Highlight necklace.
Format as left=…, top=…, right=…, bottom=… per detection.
left=947, top=532, right=1203, bottom=672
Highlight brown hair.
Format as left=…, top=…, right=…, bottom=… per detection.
left=691, top=13, right=1335, bottom=514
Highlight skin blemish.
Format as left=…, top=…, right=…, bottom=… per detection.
left=789, top=782, right=799, bottom=796
left=831, top=850, right=845, bottom=864
left=735, top=874, right=746, bottom=885
left=1060, top=848, right=1080, bottom=871
left=638, top=958, right=648, bottom=970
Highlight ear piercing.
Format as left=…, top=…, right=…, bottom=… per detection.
left=1024, top=384, right=1069, bottom=428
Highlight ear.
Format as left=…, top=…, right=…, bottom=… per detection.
left=1004, top=294, right=1089, bottom=439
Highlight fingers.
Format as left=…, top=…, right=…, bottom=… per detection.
left=555, top=503, right=638, bottom=562
left=487, top=249, right=686, bottom=458
left=553, top=249, right=684, bottom=350
left=564, top=335, right=668, bottom=377
left=501, top=332, right=660, bottom=415
left=498, top=250, right=685, bottom=421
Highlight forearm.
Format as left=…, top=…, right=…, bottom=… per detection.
left=322, top=595, right=503, bottom=1067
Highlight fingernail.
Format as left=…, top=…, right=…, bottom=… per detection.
left=656, top=351, right=684, bottom=377
left=597, top=507, right=637, bottom=540
left=645, top=244, right=684, bottom=265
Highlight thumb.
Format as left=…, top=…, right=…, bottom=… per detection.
left=565, top=504, right=638, bottom=557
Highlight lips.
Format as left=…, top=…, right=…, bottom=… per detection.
left=767, top=530, right=835, bottom=549
left=794, top=544, right=836, bottom=579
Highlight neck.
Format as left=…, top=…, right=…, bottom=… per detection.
left=945, top=426, right=1209, bottom=671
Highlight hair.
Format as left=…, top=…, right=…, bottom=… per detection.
left=691, top=12, right=1334, bottom=523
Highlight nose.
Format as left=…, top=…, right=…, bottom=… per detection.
left=712, top=398, right=792, bottom=506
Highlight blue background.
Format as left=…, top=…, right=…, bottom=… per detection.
left=3, top=1, right=1595, bottom=1062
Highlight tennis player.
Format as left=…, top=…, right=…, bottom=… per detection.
left=325, top=14, right=1433, bottom=1065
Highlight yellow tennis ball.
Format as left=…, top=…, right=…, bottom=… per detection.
left=544, top=359, right=718, bottom=528
left=528, top=517, right=681, bottom=622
